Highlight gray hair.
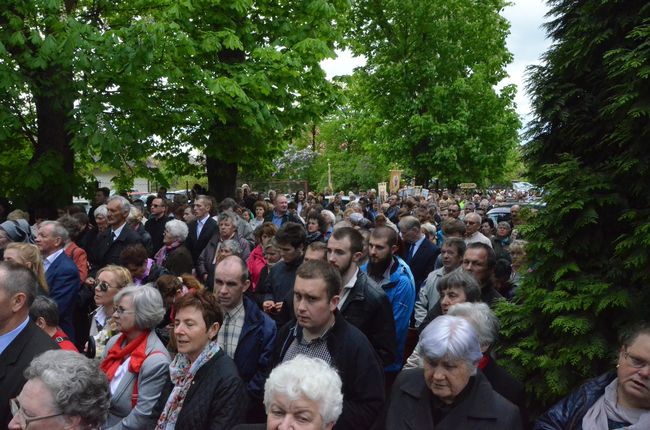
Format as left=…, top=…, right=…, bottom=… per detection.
left=447, top=302, right=500, bottom=349
left=165, top=219, right=189, bottom=241
left=320, top=209, right=336, bottom=225
left=94, top=204, right=108, bottom=219
left=217, top=210, right=237, bottom=225
left=464, top=212, right=481, bottom=224
left=217, top=239, right=241, bottom=255
left=419, top=315, right=482, bottom=373
left=127, top=206, right=142, bottom=222
left=436, top=269, right=481, bottom=303
left=0, top=261, right=38, bottom=306
left=57, top=215, right=81, bottom=242
left=106, top=195, right=131, bottom=216
left=398, top=215, right=421, bottom=231
left=113, top=285, right=165, bottom=329
left=29, top=295, right=60, bottom=327
left=264, top=355, right=343, bottom=425
left=40, top=220, right=69, bottom=243
left=497, top=221, right=512, bottom=232
left=25, top=350, right=110, bottom=428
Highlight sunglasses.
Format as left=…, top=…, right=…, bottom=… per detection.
left=94, top=281, right=114, bottom=292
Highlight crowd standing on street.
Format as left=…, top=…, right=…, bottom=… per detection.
left=1, top=184, right=648, bottom=429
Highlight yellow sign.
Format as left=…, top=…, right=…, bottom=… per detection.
left=389, top=170, right=402, bottom=193
left=459, top=183, right=477, bottom=189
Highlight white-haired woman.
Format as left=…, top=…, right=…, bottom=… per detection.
left=153, top=219, right=193, bottom=276
left=384, top=315, right=522, bottom=429
left=9, top=350, right=110, bottom=430
left=99, top=285, right=170, bottom=429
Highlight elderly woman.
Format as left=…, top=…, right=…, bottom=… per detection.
left=198, top=220, right=245, bottom=291
left=152, top=219, right=193, bottom=276
left=88, top=265, right=133, bottom=357
left=264, top=355, right=343, bottom=430
left=247, top=222, right=277, bottom=291
left=508, top=239, right=528, bottom=289
left=3, top=243, right=49, bottom=294
left=93, top=204, right=109, bottom=233
left=152, top=289, right=246, bottom=429
left=385, top=315, right=522, bottom=429
left=0, top=219, right=34, bottom=260
left=492, top=221, right=512, bottom=260
left=8, top=350, right=110, bottom=430
left=535, top=322, right=650, bottom=429
left=99, top=285, right=170, bottom=429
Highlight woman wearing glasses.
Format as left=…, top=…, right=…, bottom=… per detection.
left=535, top=322, right=650, bottom=429
left=88, top=265, right=132, bottom=357
left=99, top=285, right=170, bottom=429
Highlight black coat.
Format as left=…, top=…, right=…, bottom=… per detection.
left=150, top=349, right=247, bottom=430
left=339, top=270, right=397, bottom=367
left=260, top=257, right=303, bottom=326
left=144, top=215, right=171, bottom=256
left=185, top=216, right=218, bottom=266
left=273, top=311, right=385, bottom=430
left=90, top=224, right=143, bottom=276
left=162, top=244, right=194, bottom=277
left=400, top=238, right=440, bottom=291
left=384, top=369, right=522, bottom=430
left=0, top=321, right=59, bottom=428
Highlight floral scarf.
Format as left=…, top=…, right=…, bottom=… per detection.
left=154, top=241, right=182, bottom=267
left=155, top=340, right=221, bottom=430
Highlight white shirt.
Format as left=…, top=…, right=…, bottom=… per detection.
left=110, top=357, right=132, bottom=395
left=43, top=248, right=65, bottom=272
left=111, top=222, right=126, bottom=241
left=408, top=234, right=427, bottom=259
left=465, top=231, right=493, bottom=248
left=196, top=215, right=210, bottom=237
left=338, top=267, right=359, bottom=309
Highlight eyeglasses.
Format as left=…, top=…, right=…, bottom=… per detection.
left=113, top=306, right=136, bottom=316
left=94, top=281, right=115, bottom=292
left=10, top=398, right=64, bottom=427
left=623, top=350, right=650, bottom=370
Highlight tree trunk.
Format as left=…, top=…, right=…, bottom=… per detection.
left=206, top=155, right=237, bottom=202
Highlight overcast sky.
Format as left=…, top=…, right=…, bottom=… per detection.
left=321, top=0, right=552, bottom=130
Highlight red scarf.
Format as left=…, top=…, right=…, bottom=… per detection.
left=100, top=331, right=150, bottom=381
left=478, top=354, right=490, bottom=369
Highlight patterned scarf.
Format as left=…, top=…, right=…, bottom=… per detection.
left=99, top=331, right=150, bottom=381
left=582, top=378, right=650, bottom=429
left=154, top=241, right=182, bottom=267
left=155, top=340, right=221, bottom=430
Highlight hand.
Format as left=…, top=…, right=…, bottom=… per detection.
left=85, top=277, right=95, bottom=287
left=274, top=302, right=284, bottom=312
left=262, top=301, right=275, bottom=313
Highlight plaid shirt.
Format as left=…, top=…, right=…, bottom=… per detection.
left=217, top=301, right=245, bottom=359
left=284, top=325, right=333, bottom=365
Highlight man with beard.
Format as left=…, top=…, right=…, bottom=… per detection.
left=360, top=227, right=415, bottom=382
left=327, top=227, right=396, bottom=366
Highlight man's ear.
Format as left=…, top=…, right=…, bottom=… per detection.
left=390, top=244, right=399, bottom=255
left=351, top=251, right=363, bottom=263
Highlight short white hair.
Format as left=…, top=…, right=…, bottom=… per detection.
left=264, top=356, right=343, bottom=425
left=165, top=219, right=188, bottom=241
left=94, top=204, right=108, bottom=219
left=320, top=209, right=336, bottom=225
left=448, top=302, right=500, bottom=349
left=419, top=315, right=482, bottom=373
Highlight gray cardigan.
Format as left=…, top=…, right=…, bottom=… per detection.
left=101, top=331, right=170, bottom=430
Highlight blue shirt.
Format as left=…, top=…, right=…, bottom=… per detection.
left=0, top=315, right=29, bottom=355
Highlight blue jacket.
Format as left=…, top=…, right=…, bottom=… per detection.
left=361, top=256, right=415, bottom=372
left=534, top=372, right=616, bottom=430
left=45, top=251, right=80, bottom=341
left=235, top=297, right=277, bottom=402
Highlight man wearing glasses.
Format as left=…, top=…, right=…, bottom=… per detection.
left=0, top=262, right=58, bottom=428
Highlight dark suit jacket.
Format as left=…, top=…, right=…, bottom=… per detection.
left=185, top=216, right=218, bottom=265
left=45, top=251, right=80, bottom=340
left=401, top=238, right=439, bottom=291
left=90, top=224, right=142, bottom=275
left=0, top=320, right=58, bottom=428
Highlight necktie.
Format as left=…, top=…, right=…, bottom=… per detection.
left=407, top=244, right=415, bottom=262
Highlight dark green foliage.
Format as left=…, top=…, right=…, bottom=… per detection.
left=496, top=0, right=650, bottom=414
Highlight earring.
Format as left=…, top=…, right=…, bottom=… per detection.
left=616, top=364, right=620, bottom=369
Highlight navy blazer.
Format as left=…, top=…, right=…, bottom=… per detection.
left=45, top=251, right=80, bottom=340
left=185, top=216, right=218, bottom=265
left=0, top=320, right=58, bottom=428
left=401, top=238, right=439, bottom=292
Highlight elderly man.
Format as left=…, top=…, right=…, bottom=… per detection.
left=264, top=194, right=302, bottom=228
left=398, top=216, right=439, bottom=292
left=91, top=195, right=142, bottom=275
left=464, top=212, right=493, bottom=248
left=272, top=260, right=385, bottom=430
left=36, top=221, right=80, bottom=341
left=0, top=262, right=58, bottom=428
left=214, top=256, right=276, bottom=423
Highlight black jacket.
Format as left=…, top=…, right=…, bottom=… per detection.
left=0, top=321, right=59, bottom=428
left=340, top=270, right=397, bottom=367
left=260, top=256, right=303, bottom=326
left=185, top=216, right=218, bottom=265
left=273, top=311, right=385, bottom=430
left=89, top=224, right=142, bottom=276
left=150, top=349, right=247, bottom=430
left=144, top=215, right=171, bottom=255
left=400, top=238, right=440, bottom=291
left=384, top=369, right=522, bottom=430
left=534, top=372, right=616, bottom=430
left=162, top=244, right=194, bottom=277
left=263, top=211, right=303, bottom=226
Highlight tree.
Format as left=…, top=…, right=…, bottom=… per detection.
left=496, top=0, right=650, bottom=413
left=0, top=0, right=349, bottom=213
left=347, top=0, right=520, bottom=187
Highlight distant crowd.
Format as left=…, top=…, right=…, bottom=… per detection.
left=0, top=184, right=648, bottom=430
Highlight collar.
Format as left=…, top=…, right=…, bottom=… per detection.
left=111, top=222, right=126, bottom=239
left=381, top=258, right=396, bottom=282
left=413, top=234, right=426, bottom=248
left=224, top=301, right=245, bottom=319
left=44, top=248, right=65, bottom=267
left=197, top=214, right=210, bottom=225
left=0, top=315, right=30, bottom=355
left=296, top=313, right=336, bottom=342
left=342, top=267, right=359, bottom=291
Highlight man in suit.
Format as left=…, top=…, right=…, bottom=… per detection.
left=36, top=220, right=80, bottom=341
left=398, top=215, right=439, bottom=293
left=90, top=195, right=142, bottom=276
left=144, top=197, right=171, bottom=254
left=0, top=262, right=58, bottom=428
left=186, top=195, right=218, bottom=266
left=214, top=256, right=276, bottom=423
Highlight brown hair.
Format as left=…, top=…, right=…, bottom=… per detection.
left=174, top=289, right=224, bottom=335
left=5, top=243, right=49, bottom=294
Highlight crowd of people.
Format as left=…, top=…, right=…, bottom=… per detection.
left=0, top=184, right=648, bottom=430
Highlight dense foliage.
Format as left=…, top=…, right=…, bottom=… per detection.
left=497, top=0, right=650, bottom=413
